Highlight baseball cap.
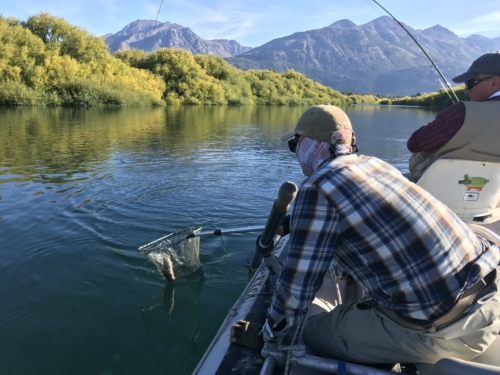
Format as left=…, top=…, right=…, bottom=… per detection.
left=280, top=105, right=352, bottom=143
left=452, top=51, right=500, bottom=83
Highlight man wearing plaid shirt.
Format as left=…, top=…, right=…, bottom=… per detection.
left=230, top=104, right=500, bottom=365
left=408, top=52, right=500, bottom=180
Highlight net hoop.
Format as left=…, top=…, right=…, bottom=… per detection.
left=139, top=226, right=203, bottom=280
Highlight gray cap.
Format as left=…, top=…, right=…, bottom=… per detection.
left=280, top=105, right=352, bottom=143
left=452, top=51, right=500, bottom=83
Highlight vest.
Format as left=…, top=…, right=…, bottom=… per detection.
left=409, top=101, right=500, bottom=180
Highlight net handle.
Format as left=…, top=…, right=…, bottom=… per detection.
left=189, top=225, right=265, bottom=237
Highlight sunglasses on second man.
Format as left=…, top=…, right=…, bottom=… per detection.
left=465, top=75, right=494, bottom=90
left=288, top=134, right=300, bottom=153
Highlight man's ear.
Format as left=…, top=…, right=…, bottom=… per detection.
left=491, top=76, right=500, bottom=90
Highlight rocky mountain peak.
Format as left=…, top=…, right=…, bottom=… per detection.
left=329, top=19, right=357, bottom=28
left=105, top=16, right=499, bottom=96
left=104, top=20, right=252, bottom=57
left=226, top=17, right=498, bottom=96
left=421, top=24, right=459, bottom=41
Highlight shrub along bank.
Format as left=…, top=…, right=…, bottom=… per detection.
left=0, top=13, right=380, bottom=107
left=0, top=14, right=165, bottom=106
left=383, top=87, right=468, bottom=107
left=0, top=13, right=463, bottom=107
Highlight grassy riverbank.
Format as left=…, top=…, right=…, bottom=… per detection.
left=0, top=13, right=381, bottom=107
left=382, top=86, right=468, bottom=107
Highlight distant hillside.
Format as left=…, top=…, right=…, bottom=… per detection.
left=104, top=17, right=500, bottom=96
left=225, top=16, right=499, bottom=96
left=465, top=34, right=500, bottom=52
left=104, top=20, right=252, bottom=58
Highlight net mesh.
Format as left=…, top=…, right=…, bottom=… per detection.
left=139, top=226, right=204, bottom=280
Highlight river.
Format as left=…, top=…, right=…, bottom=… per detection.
left=0, top=105, right=439, bottom=375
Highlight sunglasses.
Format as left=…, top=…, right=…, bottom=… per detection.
left=465, top=75, right=493, bottom=90
left=288, top=134, right=300, bottom=153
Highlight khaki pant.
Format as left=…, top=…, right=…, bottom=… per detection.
left=303, top=269, right=500, bottom=365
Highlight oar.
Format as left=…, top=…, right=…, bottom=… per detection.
left=187, top=225, right=265, bottom=238
left=250, top=181, right=298, bottom=271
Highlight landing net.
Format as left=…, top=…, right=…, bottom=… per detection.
left=138, top=226, right=204, bottom=280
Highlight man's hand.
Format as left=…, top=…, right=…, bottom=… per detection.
left=229, top=320, right=265, bottom=350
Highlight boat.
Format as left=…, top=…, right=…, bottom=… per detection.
left=192, top=158, right=500, bottom=375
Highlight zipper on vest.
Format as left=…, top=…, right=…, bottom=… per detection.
left=469, top=149, right=500, bottom=158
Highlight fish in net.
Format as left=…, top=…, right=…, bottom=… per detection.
left=138, top=226, right=204, bottom=281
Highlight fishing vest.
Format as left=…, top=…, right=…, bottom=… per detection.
left=409, top=101, right=500, bottom=180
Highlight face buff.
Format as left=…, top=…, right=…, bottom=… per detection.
left=296, top=137, right=331, bottom=176
left=296, top=130, right=355, bottom=176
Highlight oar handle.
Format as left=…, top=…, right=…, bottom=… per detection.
left=260, top=181, right=298, bottom=245
left=250, top=181, right=298, bottom=270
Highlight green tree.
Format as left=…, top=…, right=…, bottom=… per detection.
left=23, top=13, right=109, bottom=65
left=0, top=14, right=165, bottom=106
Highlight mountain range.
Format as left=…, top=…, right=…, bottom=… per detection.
left=104, top=17, right=500, bottom=96
left=104, top=20, right=252, bottom=58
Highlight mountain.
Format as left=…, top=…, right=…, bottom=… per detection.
left=104, top=20, right=252, bottom=58
left=465, top=34, right=500, bottom=52
left=225, top=17, right=498, bottom=96
left=105, top=17, right=500, bottom=96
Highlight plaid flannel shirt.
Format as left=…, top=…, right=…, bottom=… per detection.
left=263, top=154, right=499, bottom=340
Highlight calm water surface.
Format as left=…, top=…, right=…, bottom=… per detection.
left=0, top=105, right=439, bottom=375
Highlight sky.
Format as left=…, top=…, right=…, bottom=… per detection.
left=2, top=0, right=500, bottom=47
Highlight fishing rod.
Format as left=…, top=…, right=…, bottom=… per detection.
left=153, top=0, right=165, bottom=51
left=370, top=0, right=459, bottom=104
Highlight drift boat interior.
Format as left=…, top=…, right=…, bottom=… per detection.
left=192, top=158, right=500, bottom=375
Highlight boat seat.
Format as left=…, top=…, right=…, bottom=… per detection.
left=417, top=358, right=500, bottom=375
left=417, top=159, right=500, bottom=224
left=471, top=334, right=500, bottom=367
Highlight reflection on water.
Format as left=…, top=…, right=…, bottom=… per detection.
left=0, top=105, right=438, bottom=185
left=142, top=281, right=203, bottom=348
left=0, top=105, right=439, bottom=375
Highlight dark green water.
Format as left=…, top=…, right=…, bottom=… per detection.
left=0, top=105, right=439, bottom=375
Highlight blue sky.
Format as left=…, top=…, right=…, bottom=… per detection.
left=2, top=0, right=500, bottom=47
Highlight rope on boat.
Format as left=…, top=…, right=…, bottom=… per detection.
left=283, top=314, right=304, bottom=375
